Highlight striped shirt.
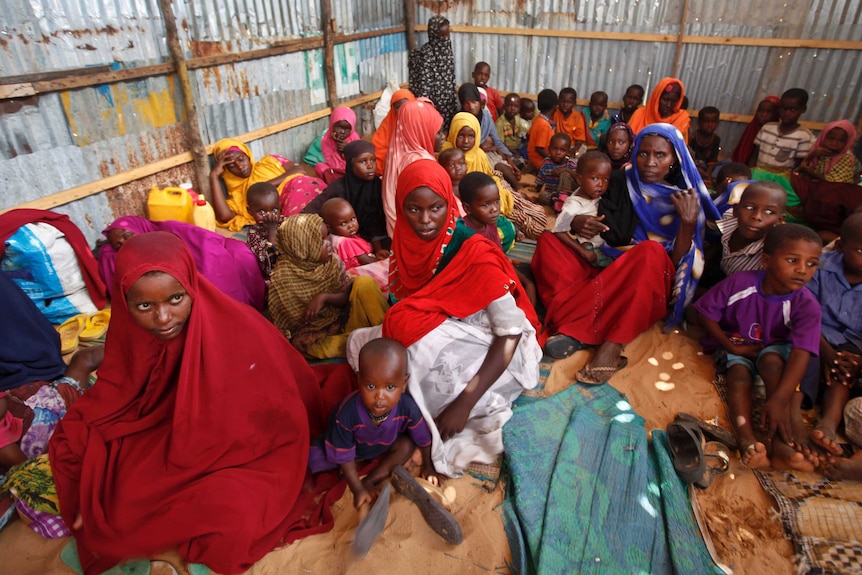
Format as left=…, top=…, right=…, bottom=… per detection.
left=716, top=211, right=767, bottom=276
left=753, top=122, right=815, bottom=170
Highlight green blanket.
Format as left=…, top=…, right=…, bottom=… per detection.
left=502, top=384, right=723, bottom=575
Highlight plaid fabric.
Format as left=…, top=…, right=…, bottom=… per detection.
left=16, top=498, right=70, bottom=538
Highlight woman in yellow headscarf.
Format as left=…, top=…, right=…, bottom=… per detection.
left=210, top=139, right=323, bottom=231
left=441, top=112, right=547, bottom=239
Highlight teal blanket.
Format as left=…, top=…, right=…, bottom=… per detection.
left=502, top=384, right=723, bottom=575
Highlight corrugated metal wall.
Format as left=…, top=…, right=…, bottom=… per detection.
left=2, top=0, right=861, bottom=244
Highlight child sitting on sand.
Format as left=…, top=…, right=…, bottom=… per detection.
left=321, top=198, right=389, bottom=292
left=308, top=338, right=437, bottom=507
left=694, top=224, right=822, bottom=471
left=536, top=133, right=578, bottom=210
left=495, top=93, right=529, bottom=167
left=796, top=120, right=861, bottom=184
left=458, top=172, right=516, bottom=252
left=805, top=213, right=862, bottom=480
left=245, top=182, right=286, bottom=280
left=438, top=148, right=467, bottom=205
left=551, top=150, right=613, bottom=267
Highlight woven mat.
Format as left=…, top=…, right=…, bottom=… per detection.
left=507, top=239, right=537, bottom=264
left=712, top=374, right=862, bottom=574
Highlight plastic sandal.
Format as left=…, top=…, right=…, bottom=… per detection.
left=56, top=314, right=87, bottom=355
left=391, top=466, right=463, bottom=544
left=80, top=309, right=111, bottom=342
left=695, top=447, right=731, bottom=489
left=352, top=482, right=391, bottom=557
left=674, top=412, right=738, bottom=451
left=667, top=420, right=707, bottom=484
left=544, top=334, right=586, bottom=360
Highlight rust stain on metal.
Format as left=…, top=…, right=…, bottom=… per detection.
left=0, top=95, right=40, bottom=116
left=191, top=41, right=229, bottom=59
left=106, top=166, right=196, bottom=219
left=77, top=44, right=98, bottom=51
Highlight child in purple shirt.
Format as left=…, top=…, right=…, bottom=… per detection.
left=308, top=338, right=437, bottom=508
left=694, top=224, right=822, bottom=472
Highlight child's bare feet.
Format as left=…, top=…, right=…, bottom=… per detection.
left=741, top=442, right=770, bottom=469
left=771, top=438, right=816, bottom=472
left=823, top=451, right=862, bottom=481
left=810, top=427, right=845, bottom=456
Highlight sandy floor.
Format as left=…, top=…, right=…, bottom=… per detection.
left=0, top=324, right=796, bottom=575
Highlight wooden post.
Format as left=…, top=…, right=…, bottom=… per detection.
left=157, top=0, right=211, bottom=199
left=672, top=0, right=689, bottom=78
left=321, top=0, right=338, bottom=108
left=404, top=0, right=416, bottom=51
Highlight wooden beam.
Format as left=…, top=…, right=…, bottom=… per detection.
left=157, top=0, right=211, bottom=201
left=321, top=0, right=338, bottom=108
left=672, top=0, right=689, bottom=77
left=0, top=65, right=113, bottom=85
left=424, top=24, right=862, bottom=51
left=404, top=0, right=416, bottom=51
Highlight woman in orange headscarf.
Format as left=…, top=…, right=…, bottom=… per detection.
left=372, top=89, right=416, bottom=175
left=628, top=78, right=691, bottom=143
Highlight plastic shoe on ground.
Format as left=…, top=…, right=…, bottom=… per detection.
left=56, top=314, right=87, bottom=355
left=391, top=466, right=463, bottom=544
left=80, top=309, right=111, bottom=342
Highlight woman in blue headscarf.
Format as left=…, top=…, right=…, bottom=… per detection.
left=532, top=123, right=720, bottom=381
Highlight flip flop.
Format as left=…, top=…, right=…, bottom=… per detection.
left=56, top=314, right=88, bottom=355
left=544, top=334, right=586, bottom=360
left=696, top=446, right=731, bottom=489
left=352, top=482, right=391, bottom=557
left=674, top=412, right=738, bottom=450
left=391, top=466, right=463, bottom=545
left=576, top=356, right=629, bottom=385
left=667, top=420, right=707, bottom=484
left=80, top=309, right=111, bottom=342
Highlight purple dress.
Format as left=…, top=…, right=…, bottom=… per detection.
left=308, top=390, right=432, bottom=473
left=98, top=216, right=265, bottom=310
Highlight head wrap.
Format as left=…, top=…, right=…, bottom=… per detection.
left=407, top=16, right=458, bottom=128
left=810, top=119, right=857, bottom=174
left=628, top=78, right=691, bottom=143
left=730, top=97, right=780, bottom=163
left=372, top=88, right=416, bottom=174
left=320, top=106, right=361, bottom=174
left=602, top=122, right=635, bottom=170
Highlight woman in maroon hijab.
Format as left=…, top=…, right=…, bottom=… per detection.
left=49, top=232, right=323, bottom=574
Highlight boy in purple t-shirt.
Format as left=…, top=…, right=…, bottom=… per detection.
left=308, top=338, right=437, bottom=508
left=694, top=224, right=822, bottom=472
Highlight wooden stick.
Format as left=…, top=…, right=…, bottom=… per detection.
left=672, top=0, right=689, bottom=77
left=404, top=0, right=416, bottom=51
left=157, top=0, right=211, bottom=200
left=321, top=0, right=338, bottom=109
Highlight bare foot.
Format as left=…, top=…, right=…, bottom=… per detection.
left=741, top=442, right=770, bottom=469
left=810, top=427, right=845, bottom=456
left=824, top=452, right=862, bottom=481
left=771, top=439, right=816, bottom=472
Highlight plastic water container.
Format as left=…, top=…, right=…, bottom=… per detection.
left=147, top=186, right=194, bottom=223
left=192, top=197, right=217, bottom=231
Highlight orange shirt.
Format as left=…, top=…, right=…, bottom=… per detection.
left=552, top=108, right=588, bottom=144
left=527, top=115, right=555, bottom=170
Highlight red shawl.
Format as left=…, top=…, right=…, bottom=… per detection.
left=0, top=208, right=107, bottom=309
left=49, top=232, right=324, bottom=575
left=383, top=159, right=538, bottom=347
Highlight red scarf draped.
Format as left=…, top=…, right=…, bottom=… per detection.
left=49, top=232, right=324, bottom=575
left=383, top=160, right=538, bottom=347
left=731, top=96, right=780, bottom=164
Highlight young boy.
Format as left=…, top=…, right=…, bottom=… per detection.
left=690, top=106, right=722, bottom=182
left=519, top=97, right=535, bottom=127
left=536, top=133, right=578, bottom=208
left=472, top=61, right=503, bottom=121
left=245, top=182, right=285, bottom=280
left=459, top=171, right=503, bottom=250
left=438, top=148, right=467, bottom=199
left=584, top=91, right=611, bottom=149
left=694, top=224, right=823, bottom=471
left=752, top=88, right=815, bottom=171
left=552, top=87, right=588, bottom=156
left=307, top=338, right=437, bottom=508
left=551, top=150, right=613, bottom=266
left=806, top=213, right=862, bottom=479
left=715, top=181, right=786, bottom=277
left=712, top=161, right=752, bottom=201
left=496, top=93, right=530, bottom=165
left=527, top=89, right=558, bottom=170
left=612, top=84, right=645, bottom=124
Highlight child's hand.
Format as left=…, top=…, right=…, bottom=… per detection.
left=420, top=463, right=441, bottom=487
left=580, top=248, right=598, bottom=263
left=831, top=351, right=862, bottom=387
left=761, top=394, right=794, bottom=446
left=729, top=342, right=762, bottom=361
left=374, top=249, right=390, bottom=261
left=261, top=212, right=281, bottom=241
left=551, top=167, right=566, bottom=177
left=507, top=157, right=522, bottom=179
left=352, top=482, right=377, bottom=509
left=305, top=293, right=327, bottom=321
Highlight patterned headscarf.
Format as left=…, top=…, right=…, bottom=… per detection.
left=268, top=214, right=349, bottom=342
left=408, top=16, right=458, bottom=128
left=616, top=123, right=720, bottom=330
left=602, top=122, right=635, bottom=170
left=810, top=119, right=857, bottom=174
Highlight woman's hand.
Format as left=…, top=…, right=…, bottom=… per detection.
left=305, top=294, right=328, bottom=321
left=569, top=214, right=609, bottom=237
left=435, top=395, right=473, bottom=441
left=670, top=189, right=700, bottom=226
left=211, top=151, right=231, bottom=177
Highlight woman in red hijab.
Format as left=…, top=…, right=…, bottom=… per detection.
left=629, top=77, right=691, bottom=143
left=347, top=159, right=542, bottom=478
left=49, top=232, right=323, bottom=575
